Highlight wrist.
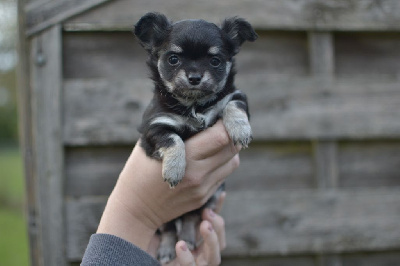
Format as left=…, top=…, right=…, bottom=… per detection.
left=97, top=187, right=158, bottom=251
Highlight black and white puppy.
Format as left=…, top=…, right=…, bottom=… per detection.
left=134, top=12, right=257, bottom=263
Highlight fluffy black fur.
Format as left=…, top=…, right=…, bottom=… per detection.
left=134, top=12, right=257, bottom=263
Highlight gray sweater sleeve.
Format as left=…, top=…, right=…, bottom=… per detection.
left=81, top=234, right=160, bottom=266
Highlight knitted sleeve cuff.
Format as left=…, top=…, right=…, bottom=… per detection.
left=81, top=233, right=160, bottom=266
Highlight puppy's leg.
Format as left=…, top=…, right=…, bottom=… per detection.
left=158, top=133, right=186, bottom=188
left=177, top=212, right=201, bottom=250
left=142, top=119, right=186, bottom=187
left=223, top=98, right=252, bottom=148
left=158, top=221, right=177, bottom=263
left=204, top=183, right=225, bottom=210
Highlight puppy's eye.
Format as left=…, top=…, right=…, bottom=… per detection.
left=168, top=55, right=180, bottom=66
left=210, top=57, right=221, bottom=67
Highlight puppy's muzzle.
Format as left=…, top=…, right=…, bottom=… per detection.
left=188, top=73, right=203, bottom=86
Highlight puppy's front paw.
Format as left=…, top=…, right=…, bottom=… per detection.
left=159, top=135, right=186, bottom=188
left=223, top=101, right=253, bottom=148
left=163, top=154, right=186, bottom=188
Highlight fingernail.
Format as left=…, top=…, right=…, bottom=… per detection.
left=209, top=209, right=216, bottom=218
left=208, top=223, right=214, bottom=232
left=180, top=242, right=188, bottom=251
left=236, top=144, right=243, bottom=151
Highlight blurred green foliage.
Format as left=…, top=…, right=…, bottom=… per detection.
left=0, top=1, right=29, bottom=265
left=0, top=0, right=18, bottom=143
left=0, top=68, right=18, bottom=143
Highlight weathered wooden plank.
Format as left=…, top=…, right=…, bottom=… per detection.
left=338, top=141, right=400, bottom=188
left=65, top=188, right=400, bottom=260
left=335, top=32, right=400, bottom=78
left=65, top=143, right=314, bottom=197
left=62, top=32, right=154, bottom=79
left=223, top=189, right=400, bottom=257
left=317, top=254, right=343, bottom=266
left=25, top=0, right=114, bottom=36
left=30, top=25, right=67, bottom=266
left=227, top=143, right=314, bottom=191
left=65, top=196, right=106, bottom=261
left=246, top=74, right=400, bottom=140
left=65, top=147, right=130, bottom=197
left=222, top=255, right=317, bottom=266
left=63, top=79, right=151, bottom=145
left=63, top=77, right=400, bottom=145
left=62, top=31, right=400, bottom=80
left=64, top=0, right=400, bottom=31
left=62, top=31, right=308, bottom=79
left=342, top=251, right=400, bottom=266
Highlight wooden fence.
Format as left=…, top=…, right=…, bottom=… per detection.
left=18, top=0, right=400, bottom=265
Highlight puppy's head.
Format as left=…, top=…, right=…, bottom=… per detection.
left=134, top=12, right=257, bottom=104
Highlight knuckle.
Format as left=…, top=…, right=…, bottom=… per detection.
left=232, top=154, right=240, bottom=169
left=215, top=215, right=225, bottom=229
left=191, top=187, right=208, bottom=208
left=199, top=189, right=211, bottom=206
left=220, top=242, right=226, bottom=251
left=185, top=172, right=203, bottom=187
left=214, top=130, right=230, bottom=147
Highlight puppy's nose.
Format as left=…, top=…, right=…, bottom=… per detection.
left=188, top=73, right=202, bottom=86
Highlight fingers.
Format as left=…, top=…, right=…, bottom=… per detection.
left=214, top=192, right=226, bottom=214
left=175, top=210, right=226, bottom=266
left=201, top=154, right=239, bottom=198
left=186, top=121, right=239, bottom=161
left=199, top=220, right=221, bottom=265
left=175, top=220, right=223, bottom=266
left=175, top=241, right=196, bottom=266
left=203, top=209, right=226, bottom=251
left=200, top=142, right=241, bottom=175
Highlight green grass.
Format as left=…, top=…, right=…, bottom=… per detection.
left=0, top=146, right=29, bottom=266
left=0, top=147, right=24, bottom=203
left=0, top=208, right=29, bottom=266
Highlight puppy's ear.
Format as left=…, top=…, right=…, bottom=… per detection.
left=134, top=12, right=172, bottom=52
left=221, top=17, right=258, bottom=54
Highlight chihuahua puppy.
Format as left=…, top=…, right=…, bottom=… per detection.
left=134, top=12, right=257, bottom=263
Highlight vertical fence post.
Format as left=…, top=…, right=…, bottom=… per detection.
left=28, top=24, right=67, bottom=266
left=309, top=31, right=342, bottom=266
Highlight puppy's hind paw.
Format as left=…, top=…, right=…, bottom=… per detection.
left=157, top=245, right=176, bottom=264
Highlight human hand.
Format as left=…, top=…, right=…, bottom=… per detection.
left=97, top=121, right=239, bottom=251
left=148, top=192, right=227, bottom=266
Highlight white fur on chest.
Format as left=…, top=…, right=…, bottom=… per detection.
left=150, top=90, right=241, bottom=132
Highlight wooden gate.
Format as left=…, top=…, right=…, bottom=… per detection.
left=18, top=0, right=400, bottom=265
